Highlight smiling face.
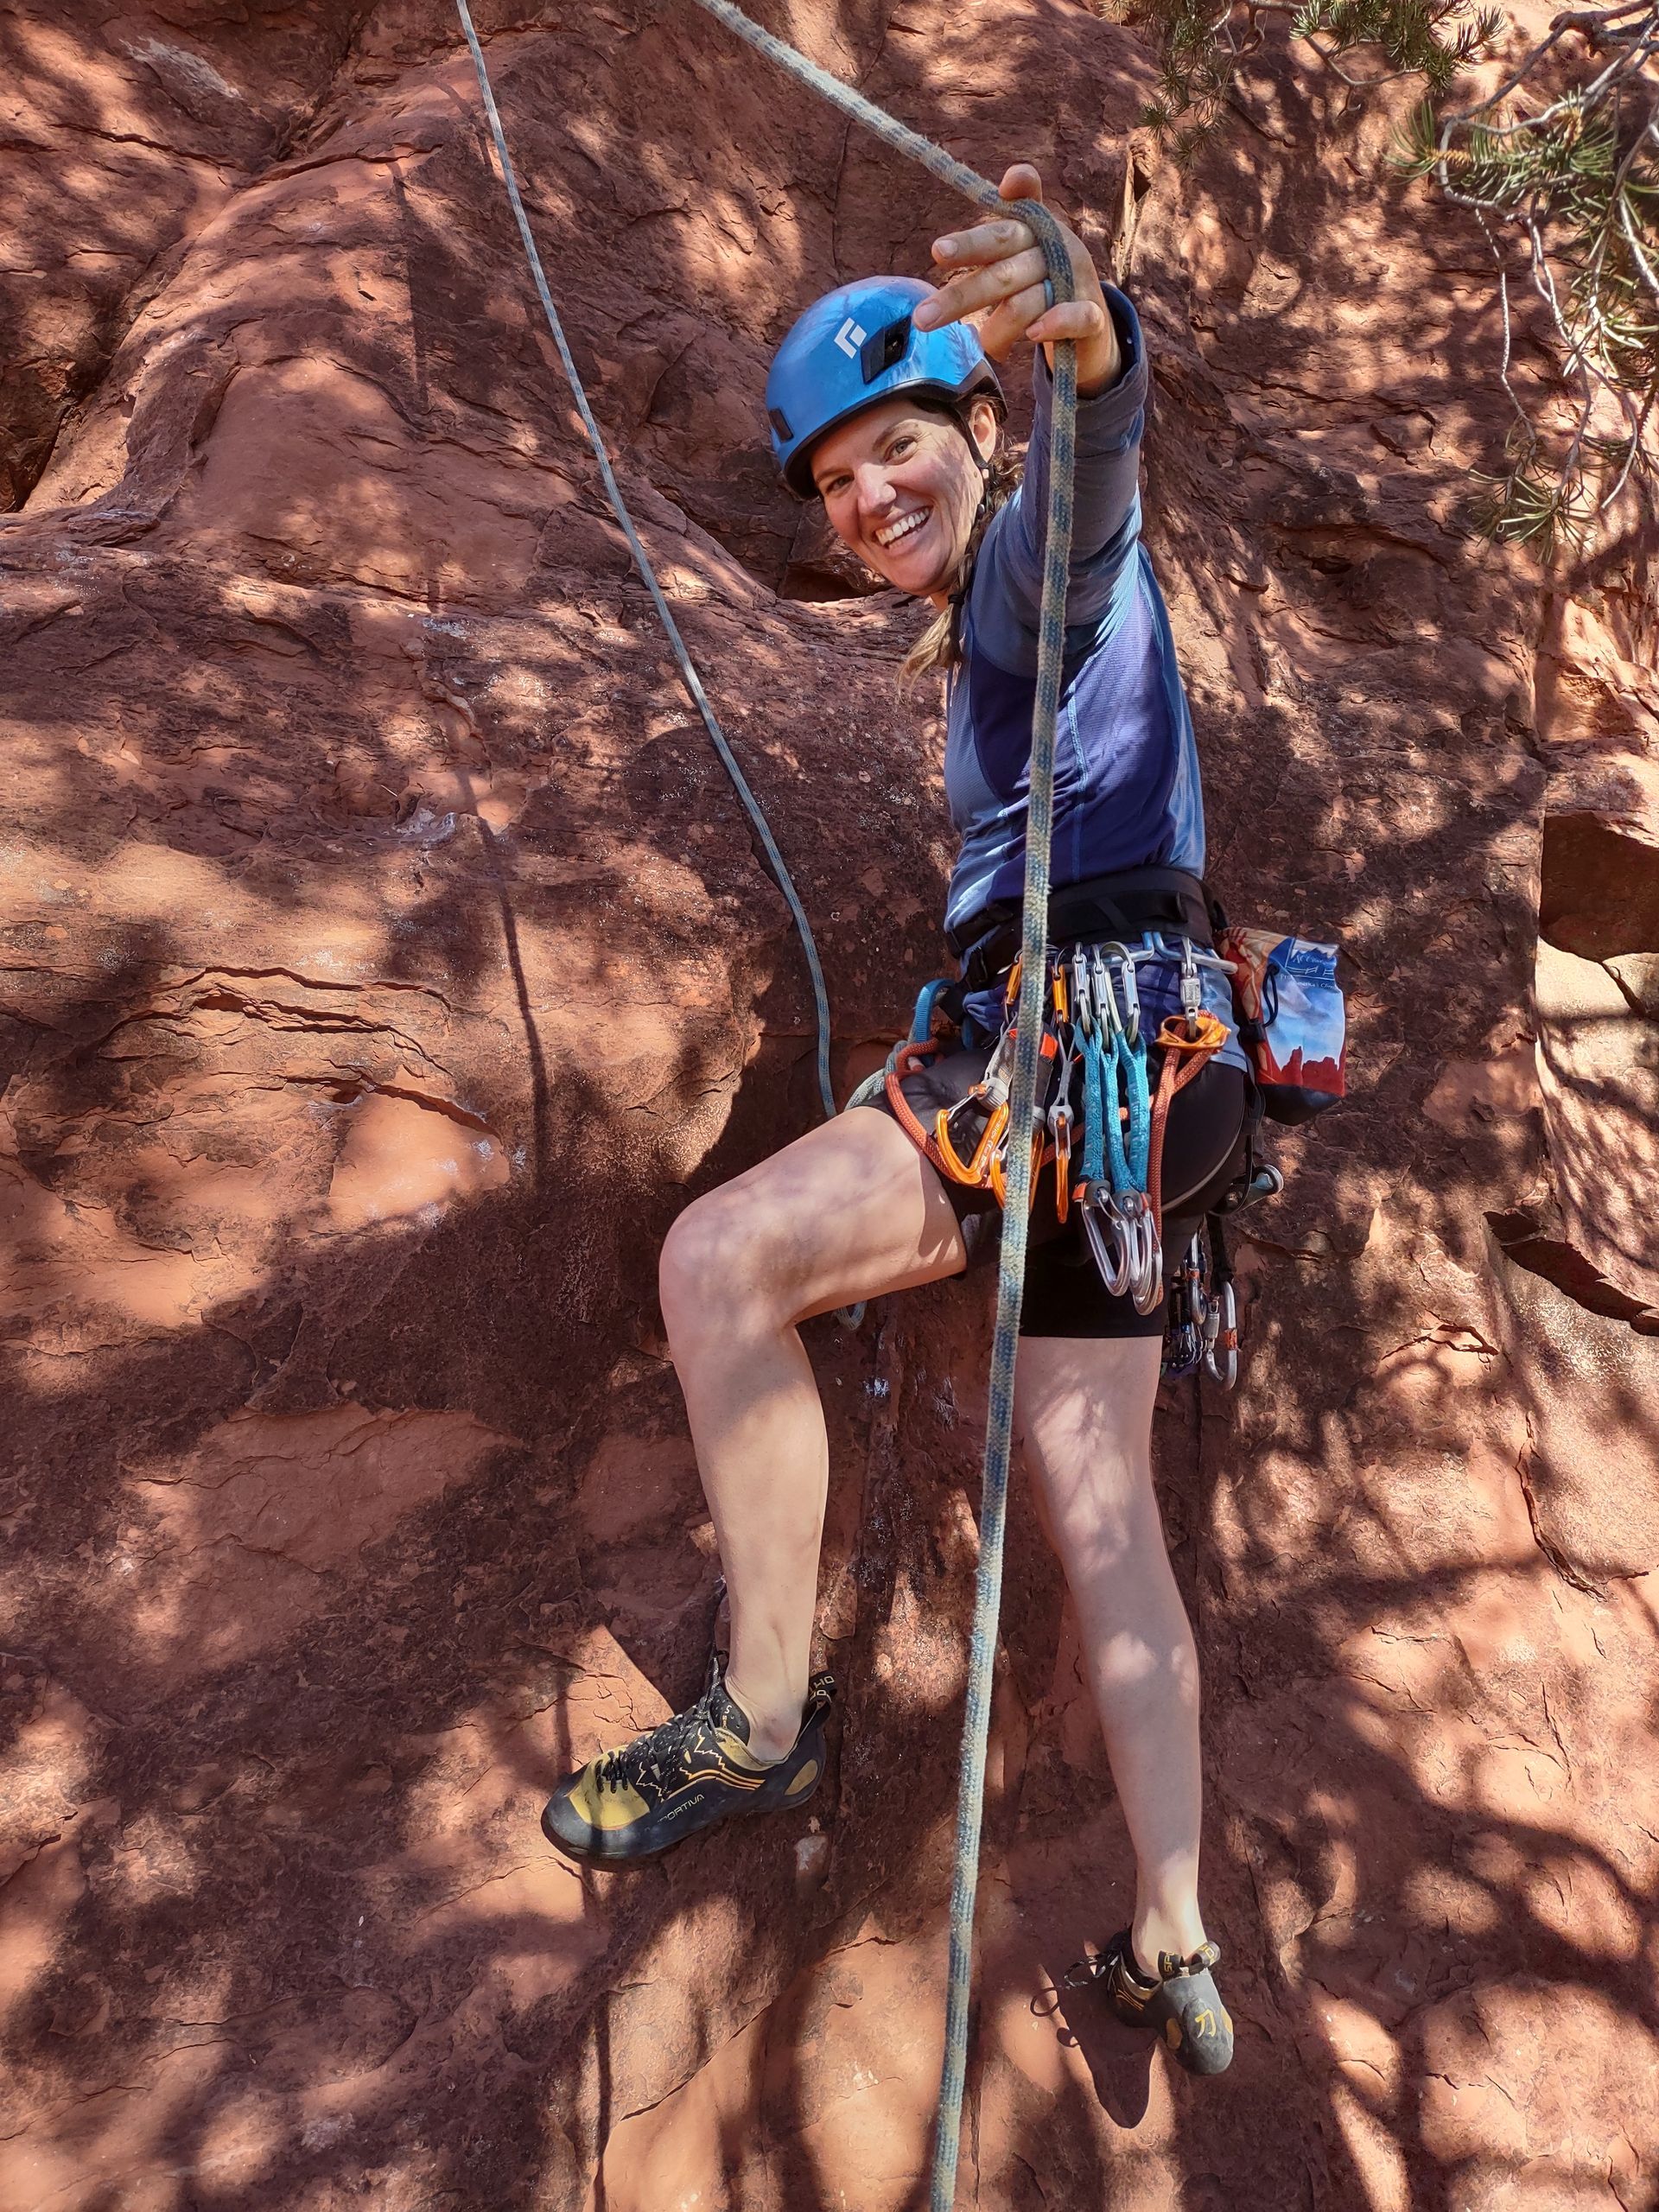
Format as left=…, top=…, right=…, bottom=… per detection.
left=810, top=395, right=999, bottom=607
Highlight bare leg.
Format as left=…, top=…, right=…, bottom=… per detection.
left=1015, top=1334, right=1209, bottom=1975
left=658, top=1106, right=967, bottom=1759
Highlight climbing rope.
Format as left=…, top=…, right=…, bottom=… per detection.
left=674, top=8, right=1077, bottom=2203
left=454, top=0, right=841, bottom=1135
left=459, top=3, right=1079, bottom=2199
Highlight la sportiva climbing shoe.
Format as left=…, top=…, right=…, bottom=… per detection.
left=1067, top=1929, right=1235, bottom=2076
left=541, top=1656, right=833, bottom=1866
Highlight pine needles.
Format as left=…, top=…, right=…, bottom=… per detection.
left=1126, top=0, right=1659, bottom=557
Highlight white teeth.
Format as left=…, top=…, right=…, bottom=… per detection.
left=875, top=510, right=928, bottom=548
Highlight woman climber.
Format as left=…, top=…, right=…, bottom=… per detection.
left=543, top=164, right=1246, bottom=2077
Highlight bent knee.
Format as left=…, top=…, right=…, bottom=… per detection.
left=658, top=1185, right=797, bottom=1338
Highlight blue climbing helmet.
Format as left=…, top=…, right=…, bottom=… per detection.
left=766, top=276, right=1003, bottom=499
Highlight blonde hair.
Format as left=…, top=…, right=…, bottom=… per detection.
left=896, top=425, right=1020, bottom=690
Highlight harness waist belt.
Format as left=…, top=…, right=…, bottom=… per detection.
left=950, top=866, right=1214, bottom=988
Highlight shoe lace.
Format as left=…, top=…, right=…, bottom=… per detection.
left=593, top=1690, right=716, bottom=1799
left=1064, top=1936, right=1218, bottom=1992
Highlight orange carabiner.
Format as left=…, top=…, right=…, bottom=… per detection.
left=935, top=1094, right=1008, bottom=1186
left=1052, top=1115, right=1072, bottom=1222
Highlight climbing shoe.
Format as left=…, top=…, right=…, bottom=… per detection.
left=541, top=1656, right=834, bottom=1866
left=1067, top=1929, right=1235, bottom=2076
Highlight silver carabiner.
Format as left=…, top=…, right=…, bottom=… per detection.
left=1114, top=1191, right=1155, bottom=1306
left=1106, top=945, right=1141, bottom=1046
left=1047, top=1024, right=1076, bottom=1144
left=1204, top=1280, right=1239, bottom=1388
left=981, top=1022, right=1017, bottom=1102
left=1089, top=946, right=1118, bottom=1040
left=1179, top=936, right=1204, bottom=1038
left=1111, top=1189, right=1163, bottom=1316
left=1071, top=944, right=1093, bottom=1035
left=1080, top=1189, right=1135, bottom=1296
left=1135, top=1228, right=1165, bottom=1317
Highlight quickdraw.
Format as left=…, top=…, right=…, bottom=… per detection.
left=1074, top=945, right=1154, bottom=1311
left=1161, top=1224, right=1238, bottom=1388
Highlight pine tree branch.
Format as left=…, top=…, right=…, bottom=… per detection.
left=1129, top=0, right=1658, bottom=554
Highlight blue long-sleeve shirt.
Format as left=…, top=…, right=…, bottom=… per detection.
left=944, top=288, right=1246, bottom=1071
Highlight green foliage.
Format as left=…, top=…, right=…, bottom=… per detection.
left=1126, top=0, right=1504, bottom=129
left=1128, top=0, right=1659, bottom=557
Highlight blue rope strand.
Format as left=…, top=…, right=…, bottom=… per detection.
left=1082, top=1027, right=1107, bottom=1188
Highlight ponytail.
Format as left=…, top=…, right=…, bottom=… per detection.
left=896, top=438, right=1020, bottom=690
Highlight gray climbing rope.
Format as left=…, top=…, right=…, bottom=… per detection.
left=675, top=7, right=1077, bottom=2203
left=454, top=0, right=842, bottom=1135
left=460, top=0, right=1081, bottom=2195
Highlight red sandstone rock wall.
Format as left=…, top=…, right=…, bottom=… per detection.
left=2, top=3, right=1656, bottom=2207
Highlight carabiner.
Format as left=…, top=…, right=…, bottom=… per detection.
left=1112, top=948, right=1141, bottom=1047
left=1204, top=1280, right=1239, bottom=1389
left=988, top=1122, right=1046, bottom=1211
left=1079, top=1188, right=1135, bottom=1297
left=1110, top=1188, right=1163, bottom=1316
left=1049, top=954, right=1069, bottom=1027
left=1179, top=937, right=1204, bottom=1039
left=1048, top=1099, right=1073, bottom=1222
left=936, top=1091, right=1008, bottom=1185
left=1089, top=946, right=1119, bottom=1039
left=1071, top=944, right=1094, bottom=1035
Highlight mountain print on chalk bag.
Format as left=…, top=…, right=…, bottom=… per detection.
left=1217, top=926, right=1347, bottom=1124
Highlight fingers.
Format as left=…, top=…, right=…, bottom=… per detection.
left=916, top=238, right=1106, bottom=353
left=917, top=161, right=1108, bottom=362
left=1021, top=297, right=1108, bottom=347
left=981, top=293, right=1105, bottom=364
left=914, top=241, right=1047, bottom=329
left=926, top=217, right=1040, bottom=283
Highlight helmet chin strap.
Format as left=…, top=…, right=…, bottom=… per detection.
left=948, top=418, right=995, bottom=613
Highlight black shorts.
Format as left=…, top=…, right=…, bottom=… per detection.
left=871, top=1046, right=1249, bottom=1338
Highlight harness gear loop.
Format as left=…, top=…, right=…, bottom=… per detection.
left=883, top=1039, right=952, bottom=1176
left=1147, top=1010, right=1229, bottom=1237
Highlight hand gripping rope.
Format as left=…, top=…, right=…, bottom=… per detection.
left=457, top=4, right=1079, bottom=2202
left=673, top=10, right=1078, bottom=2202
